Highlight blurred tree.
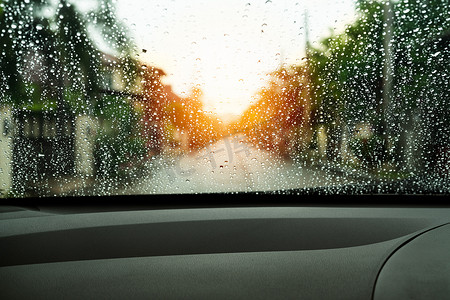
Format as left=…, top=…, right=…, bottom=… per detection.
left=0, top=0, right=134, bottom=107
left=0, top=0, right=30, bottom=106
left=0, top=0, right=137, bottom=178
left=309, top=0, right=449, bottom=171
left=237, top=65, right=311, bottom=157
left=139, top=65, right=167, bottom=154
left=163, top=86, right=225, bottom=151
left=391, top=0, right=450, bottom=171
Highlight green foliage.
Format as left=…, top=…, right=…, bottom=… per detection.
left=0, top=0, right=26, bottom=105
left=311, top=0, right=449, bottom=122
left=0, top=0, right=136, bottom=110
left=308, top=0, right=449, bottom=169
left=349, top=134, right=386, bottom=167
left=92, top=93, right=144, bottom=178
left=64, top=89, right=88, bottom=115
left=21, top=100, right=57, bottom=112
left=95, top=95, right=137, bottom=136
left=94, top=134, right=147, bottom=178
left=310, top=0, right=385, bottom=126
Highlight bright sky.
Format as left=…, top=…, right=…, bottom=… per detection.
left=115, top=0, right=356, bottom=119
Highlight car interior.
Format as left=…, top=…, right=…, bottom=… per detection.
left=1, top=0, right=449, bottom=298
left=1, top=194, right=449, bottom=299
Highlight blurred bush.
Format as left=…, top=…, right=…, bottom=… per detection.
left=349, top=134, right=386, bottom=167
left=94, top=134, right=147, bottom=178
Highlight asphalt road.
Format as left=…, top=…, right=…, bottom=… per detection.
left=120, top=135, right=357, bottom=195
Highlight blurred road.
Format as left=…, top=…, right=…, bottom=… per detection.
left=120, top=135, right=357, bottom=195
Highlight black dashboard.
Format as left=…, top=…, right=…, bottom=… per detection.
left=1, top=196, right=449, bottom=299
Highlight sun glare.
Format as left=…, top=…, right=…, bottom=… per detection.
left=117, top=0, right=356, bottom=120
left=182, top=38, right=277, bottom=117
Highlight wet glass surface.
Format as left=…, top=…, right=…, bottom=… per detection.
left=0, top=0, right=448, bottom=197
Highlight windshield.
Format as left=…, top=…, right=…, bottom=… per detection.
left=0, top=0, right=448, bottom=197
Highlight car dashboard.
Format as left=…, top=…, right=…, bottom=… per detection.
left=1, top=196, right=450, bottom=299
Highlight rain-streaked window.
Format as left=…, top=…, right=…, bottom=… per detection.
left=0, top=0, right=448, bottom=197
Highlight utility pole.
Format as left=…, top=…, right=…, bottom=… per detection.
left=302, top=9, right=316, bottom=158
left=278, top=49, right=285, bottom=69
left=304, top=9, right=310, bottom=57
left=382, top=0, right=394, bottom=164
